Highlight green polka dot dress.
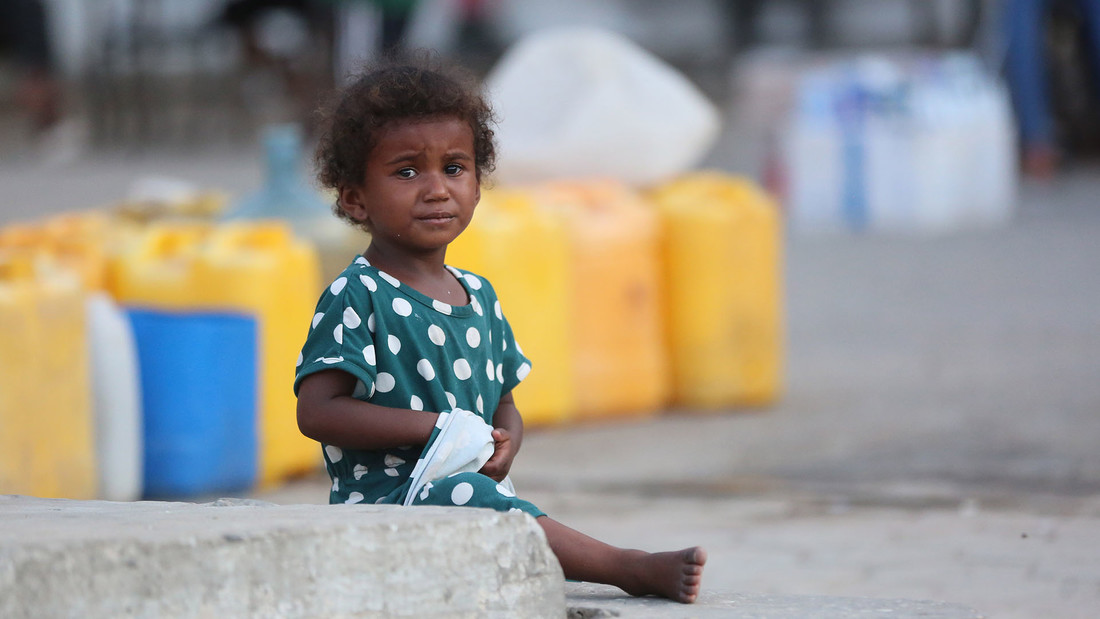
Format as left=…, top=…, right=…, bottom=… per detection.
left=294, top=256, right=544, bottom=518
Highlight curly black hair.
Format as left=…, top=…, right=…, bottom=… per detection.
left=314, top=53, right=497, bottom=230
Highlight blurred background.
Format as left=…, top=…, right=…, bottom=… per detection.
left=2, top=2, right=1100, bottom=616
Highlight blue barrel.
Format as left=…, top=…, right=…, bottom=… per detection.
left=128, top=309, right=257, bottom=498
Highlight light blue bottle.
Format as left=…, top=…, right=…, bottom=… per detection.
left=222, top=123, right=331, bottom=224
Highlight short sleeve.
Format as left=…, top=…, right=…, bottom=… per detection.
left=492, top=295, right=531, bottom=396
left=294, top=273, right=379, bottom=397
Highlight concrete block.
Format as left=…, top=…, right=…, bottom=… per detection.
left=0, top=496, right=564, bottom=618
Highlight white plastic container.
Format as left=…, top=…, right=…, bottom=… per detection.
left=86, top=292, right=143, bottom=501
left=779, top=52, right=1017, bottom=235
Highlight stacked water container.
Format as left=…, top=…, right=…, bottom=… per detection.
left=0, top=252, right=98, bottom=499
left=780, top=53, right=1017, bottom=234
left=649, top=172, right=784, bottom=409
left=109, top=221, right=320, bottom=497
left=0, top=215, right=143, bottom=501
left=530, top=181, right=669, bottom=420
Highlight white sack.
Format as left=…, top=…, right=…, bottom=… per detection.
left=486, top=27, right=721, bottom=186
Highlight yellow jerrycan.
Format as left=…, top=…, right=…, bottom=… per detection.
left=0, top=251, right=97, bottom=498
left=0, top=211, right=141, bottom=294
left=648, top=171, right=784, bottom=408
left=195, top=221, right=322, bottom=485
left=535, top=180, right=669, bottom=419
left=447, top=187, right=575, bottom=426
left=42, top=210, right=142, bottom=291
left=106, top=222, right=212, bottom=306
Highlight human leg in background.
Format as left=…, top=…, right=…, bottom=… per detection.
left=1073, top=0, right=1100, bottom=102
left=1003, top=0, right=1059, bottom=178
left=538, top=516, right=707, bottom=604
left=0, top=0, right=61, bottom=131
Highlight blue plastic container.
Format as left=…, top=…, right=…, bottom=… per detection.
left=128, top=309, right=257, bottom=498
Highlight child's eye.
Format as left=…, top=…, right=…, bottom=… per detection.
left=444, top=164, right=464, bottom=175
left=396, top=168, right=417, bottom=179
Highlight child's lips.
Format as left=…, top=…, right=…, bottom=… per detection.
left=417, top=212, right=456, bottom=224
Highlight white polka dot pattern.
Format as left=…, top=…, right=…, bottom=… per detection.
left=375, top=372, right=395, bottom=392
left=428, top=324, right=446, bottom=345
left=379, top=271, right=401, bottom=287
left=297, top=262, right=537, bottom=509
left=451, top=482, right=473, bottom=505
left=343, top=307, right=361, bottom=328
left=417, top=359, right=435, bottom=381
left=454, top=358, right=472, bottom=380
left=392, top=297, right=412, bottom=317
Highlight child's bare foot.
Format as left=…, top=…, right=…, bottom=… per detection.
left=621, top=546, right=707, bottom=603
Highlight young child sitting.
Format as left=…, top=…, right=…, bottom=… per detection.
left=294, top=55, right=706, bottom=604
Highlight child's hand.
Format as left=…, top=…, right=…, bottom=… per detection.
left=479, top=428, right=516, bottom=482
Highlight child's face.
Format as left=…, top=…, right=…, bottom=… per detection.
left=340, top=116, right=480, bottom=256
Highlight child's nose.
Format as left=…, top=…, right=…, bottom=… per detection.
left=422, top=172, right=449, bottom=201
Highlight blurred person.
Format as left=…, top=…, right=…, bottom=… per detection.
left=295, top=54, right=708, bottom=603
left=1003, top=0, right=1100, bottom=178
left=217, top=0, right=335, bottom=128
left=0, top=0, right=61, bottom=133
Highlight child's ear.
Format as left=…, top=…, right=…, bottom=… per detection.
left=339, top=186, right=370, bottom=223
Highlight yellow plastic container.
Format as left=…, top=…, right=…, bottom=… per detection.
left=649, top=172, right=784, bottom=408
left=535, top=180, right=669, bottom=419
left=448, top=188, right=575, bottom=425
left=195, top=221, right=321, bottom=485
left=0, top=252, right=97, bottom=498
left=0, top=212, right=140, bottom=293
left=106, top=222, right=212, bottom=306
left=42, top=211, right=142, bottom=291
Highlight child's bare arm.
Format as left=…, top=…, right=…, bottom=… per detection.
left=297, top=369, right=440, bottom=450
left=480, top=391, right=523, bottom=481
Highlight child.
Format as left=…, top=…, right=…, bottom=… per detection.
left=294, top=56, right=706, bottom=604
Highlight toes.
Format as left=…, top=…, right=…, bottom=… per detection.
left=685, top=546, right=708, bottom=566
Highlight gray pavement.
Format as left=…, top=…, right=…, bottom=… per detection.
left=3, top=144, right=1100, bottom=617
left=256, top=168, right=1100, bottom=618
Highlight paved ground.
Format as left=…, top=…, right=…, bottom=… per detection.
left=253, top=168, right=1100, bottom=618
left=3, top=126, right=1099, bottom=618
